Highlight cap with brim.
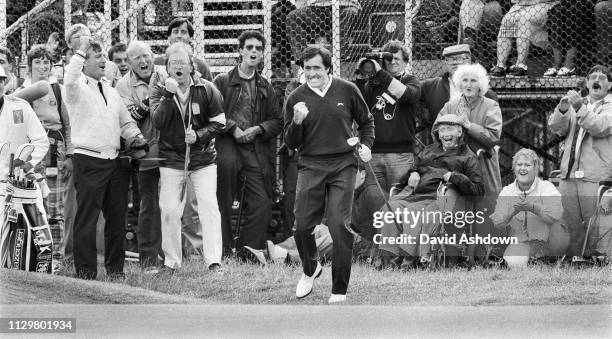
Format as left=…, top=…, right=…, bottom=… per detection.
left=442, top=44, right=471, bottom=58
left=432, top=114, right=464, bottom=141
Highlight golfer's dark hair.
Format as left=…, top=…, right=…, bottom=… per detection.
left=167, top=18, right=194, bottom=38
left=108, top=42, right=127, bottom=61
left=238, top=30, right=266, bottom=49
left=0, top=46, right=14, bottom=64
left=301, top=46, right=332, bottom=73
left=27, top=44, right=53, bottom=68
left=587, top=65, right=612, bottom=82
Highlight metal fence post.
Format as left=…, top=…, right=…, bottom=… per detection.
left=331, top=0, right=340, bottom=77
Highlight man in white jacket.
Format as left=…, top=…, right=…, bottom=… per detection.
left=63, top=36, right=146, bottom=280
left=0, top=66, right=49, bottom=259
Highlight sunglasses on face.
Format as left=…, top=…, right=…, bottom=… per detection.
left=244, top=45, right=264, bottom=52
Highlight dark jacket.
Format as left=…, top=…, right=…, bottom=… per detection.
left=150, top=74, right=226, bottom=171
left=420, top=73, right=498, bottom=125
left=213, top=66, right=282, bottom=195
left=364, top=69, right=421, bottom=153
left=398, top=140, right=484, bottom=201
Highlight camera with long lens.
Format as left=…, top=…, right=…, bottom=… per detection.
left=358, top=51, right=394, bottom=78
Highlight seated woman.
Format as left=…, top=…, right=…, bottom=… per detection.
left=490, top=148, right=569, bottom=268
left=377, top=114, right=484, bottom=267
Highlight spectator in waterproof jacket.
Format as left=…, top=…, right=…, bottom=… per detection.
left=116, top=40, right=162, bottom=273
left=377, top=114, right=484, bottom=268
left=548, top=65, right=612, bottom=257
left=150, top=42, right=226, bottom=273
left=361, top=40, right=421, bottom=210
left=213, top=30, right=282, bottom=264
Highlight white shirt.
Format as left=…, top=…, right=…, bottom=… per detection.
left=307, top=76, right=333, bottom=98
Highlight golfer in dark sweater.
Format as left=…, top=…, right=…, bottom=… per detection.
left=284, top=46, right=374, bottom=303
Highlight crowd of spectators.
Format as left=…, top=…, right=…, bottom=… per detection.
left=0, top=2, right=611, bottom=302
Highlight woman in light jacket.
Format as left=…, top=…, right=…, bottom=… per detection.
left=490, top=148, right=569, bottom=267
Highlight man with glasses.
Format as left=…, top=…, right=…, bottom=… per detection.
left=150, top=42, right=226, bottom=273
left=213, top=31, right=282, bottom=264
left=420, top=44, right=497, bottom=129
left=548, top=65, right=612, bottom=259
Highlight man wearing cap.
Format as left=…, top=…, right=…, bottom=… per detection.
left=63, top=36, right=147, bottom=280
left=420, top=44, right=497, bottom=128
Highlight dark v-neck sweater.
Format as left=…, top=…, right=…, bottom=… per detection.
left=284, top=77, right=375, bottom=157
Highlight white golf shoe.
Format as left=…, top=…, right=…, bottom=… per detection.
left=328, top=294, right=347, bottom=304
left=296, top=262, right=322, bottom=298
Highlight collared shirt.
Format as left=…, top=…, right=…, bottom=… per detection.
left=307, top=75, right=333, bottom=97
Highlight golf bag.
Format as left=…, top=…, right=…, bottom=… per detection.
left=0, top=143, right=53, bottom=273
left=1, top=177, right=53, bottom=273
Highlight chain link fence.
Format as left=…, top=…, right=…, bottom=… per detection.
left=1, top=0, right=612, bottom=184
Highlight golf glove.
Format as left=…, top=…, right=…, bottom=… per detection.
left=358, top=144, right=371, bottom=162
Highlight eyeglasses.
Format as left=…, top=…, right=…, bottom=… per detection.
left=168, top=59, right=189, bottom=66
left=244, top=45, right=264, bottom=52
left=445, top=56, right=471, bottom=64
left=588, top=74, right=609, bottom=81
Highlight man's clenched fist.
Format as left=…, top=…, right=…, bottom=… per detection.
left=165, top=77, right=179, bottom=94
left=293, top=102, right=309, bottom=125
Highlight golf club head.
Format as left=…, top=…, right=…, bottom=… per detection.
left=0, top=141, right=10, bottom=162
left=16, top=143, right=35, bottom=163
left=347, top=137, right=360, bottom=147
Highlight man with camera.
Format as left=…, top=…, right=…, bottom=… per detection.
left=361, top=41, right=421, bottom=196
left=548, top=65, right=612, bottom=258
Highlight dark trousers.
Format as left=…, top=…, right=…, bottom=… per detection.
left=137, top=168, right=162, bottom=267
left=280, top=150, right=298, bottom=238
left=218, top=144, right=272, bottom=251
left=294, top=155, right=356, bottom=295
left=73, top=154, right=129, bottom=279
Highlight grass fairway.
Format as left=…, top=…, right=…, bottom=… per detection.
left=9, top=258, right=607, bottom=305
